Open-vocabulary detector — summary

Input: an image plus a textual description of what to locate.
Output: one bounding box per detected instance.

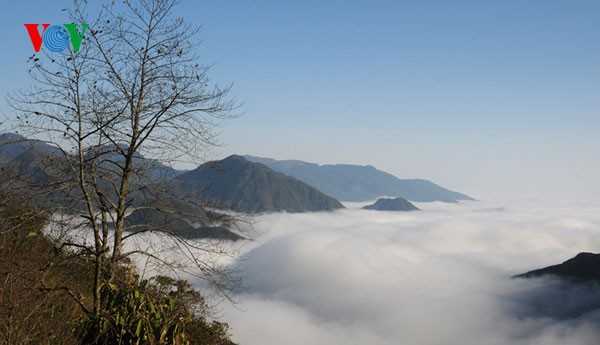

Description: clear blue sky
[1,0,599,199]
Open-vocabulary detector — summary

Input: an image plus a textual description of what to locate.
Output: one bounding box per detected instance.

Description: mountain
[0,133,61,162]
[0,133,234,240]
[0,134,182,185]
[515,252,600,282]
[244,155,474,202]
[172,155,344,213]
[362,197,419,211]
[125,208,243,241]
[82,143,184,182]
[0,135,177,212]
[2,134,345,221]
[0,133,63,192]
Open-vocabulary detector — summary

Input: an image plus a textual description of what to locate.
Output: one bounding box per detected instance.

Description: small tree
[8,0,240,327]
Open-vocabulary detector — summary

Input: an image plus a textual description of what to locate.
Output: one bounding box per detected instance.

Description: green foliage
[79,277,236,345]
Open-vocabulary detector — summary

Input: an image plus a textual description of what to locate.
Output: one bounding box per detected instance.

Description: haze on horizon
[1,0,599,200]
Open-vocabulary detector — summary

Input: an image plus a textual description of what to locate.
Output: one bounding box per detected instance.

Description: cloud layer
[220,199,600,345]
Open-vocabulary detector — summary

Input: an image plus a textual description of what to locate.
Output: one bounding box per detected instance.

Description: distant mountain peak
[225,154,246,160]
[363,197,419,211]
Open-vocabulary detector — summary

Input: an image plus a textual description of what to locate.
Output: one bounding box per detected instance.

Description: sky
[1,0,599,199]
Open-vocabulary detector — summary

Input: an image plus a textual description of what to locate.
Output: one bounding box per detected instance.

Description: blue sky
[1,0,599,199]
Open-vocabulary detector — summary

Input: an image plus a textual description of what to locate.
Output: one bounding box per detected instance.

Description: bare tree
[7,0,241,322]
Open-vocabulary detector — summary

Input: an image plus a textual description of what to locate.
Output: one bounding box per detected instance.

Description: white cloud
[219,199,600,345]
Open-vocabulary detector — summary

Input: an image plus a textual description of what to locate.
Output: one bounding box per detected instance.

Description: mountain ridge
[244,155,474,203]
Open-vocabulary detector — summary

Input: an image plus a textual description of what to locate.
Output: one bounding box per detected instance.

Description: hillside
[173,155,344,213]
[515,252,600,282]
[245,155,474,202]
[0,195,237,345]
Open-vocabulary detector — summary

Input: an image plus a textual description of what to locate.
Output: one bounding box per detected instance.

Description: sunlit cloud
[220,199,600,345]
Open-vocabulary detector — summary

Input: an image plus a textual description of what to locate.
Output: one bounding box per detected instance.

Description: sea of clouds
[213,198,600,345]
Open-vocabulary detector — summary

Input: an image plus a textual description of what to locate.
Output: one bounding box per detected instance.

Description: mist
[215,198,600,345]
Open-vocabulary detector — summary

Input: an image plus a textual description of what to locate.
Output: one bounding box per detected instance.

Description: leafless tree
[7,0,242,321]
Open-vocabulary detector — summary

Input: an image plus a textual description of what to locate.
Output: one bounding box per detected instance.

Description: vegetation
[0,194,83,344]
[2,0,241,343]
[0,195,236,344]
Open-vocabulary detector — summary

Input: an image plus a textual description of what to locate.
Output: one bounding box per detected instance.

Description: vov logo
[24,24,88,53]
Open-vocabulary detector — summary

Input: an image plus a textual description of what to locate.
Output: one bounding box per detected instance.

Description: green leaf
[160,326,169,341]
[149,300,156,314]
[102,319,110,333]
[135,319,143,337]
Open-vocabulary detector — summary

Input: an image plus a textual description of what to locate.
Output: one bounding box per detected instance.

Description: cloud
[218,199,600,345]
